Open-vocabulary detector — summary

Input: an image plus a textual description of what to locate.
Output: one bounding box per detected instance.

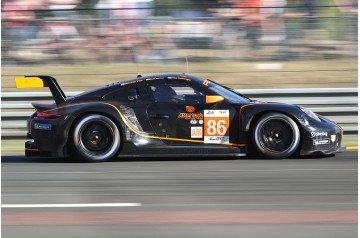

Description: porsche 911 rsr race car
[15,74,343,162]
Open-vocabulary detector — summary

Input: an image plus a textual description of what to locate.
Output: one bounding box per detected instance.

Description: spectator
[95,0,122,25]
[333,0,358,42]
[232,0,264,60]
[47,0,80,19]
[259,0,287,41]
[2,0,38,44]
[282,0,315,40]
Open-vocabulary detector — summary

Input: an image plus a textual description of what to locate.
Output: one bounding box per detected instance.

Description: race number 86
[205,118,229,136]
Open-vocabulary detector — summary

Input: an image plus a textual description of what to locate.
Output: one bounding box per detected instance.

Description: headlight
[300,107,321,122]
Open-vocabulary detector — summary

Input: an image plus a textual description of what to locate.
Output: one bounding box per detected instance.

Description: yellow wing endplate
[15,77,44,88]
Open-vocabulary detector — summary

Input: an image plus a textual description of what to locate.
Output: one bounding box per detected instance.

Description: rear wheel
[72,114,121,162]
[252,113,300,159]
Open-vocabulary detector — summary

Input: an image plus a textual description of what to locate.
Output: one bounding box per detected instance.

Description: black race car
[16,74,343,162]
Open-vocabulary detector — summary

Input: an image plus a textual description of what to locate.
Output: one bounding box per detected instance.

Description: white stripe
[1,203,141,208]
[255,63,283,70]
[2,168,356,174]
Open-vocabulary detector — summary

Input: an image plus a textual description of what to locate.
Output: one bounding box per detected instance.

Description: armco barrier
[1,88,357,138]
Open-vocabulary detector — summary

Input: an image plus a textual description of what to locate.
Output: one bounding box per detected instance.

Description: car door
[103,82,154,134]
[146,78,239,146]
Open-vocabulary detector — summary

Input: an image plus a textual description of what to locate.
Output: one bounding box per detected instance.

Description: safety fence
[1,88,357,139]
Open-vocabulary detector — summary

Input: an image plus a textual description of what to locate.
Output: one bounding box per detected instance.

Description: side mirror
[206,95,224,104]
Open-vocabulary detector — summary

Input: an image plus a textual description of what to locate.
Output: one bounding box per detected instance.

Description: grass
[2,59,357,92]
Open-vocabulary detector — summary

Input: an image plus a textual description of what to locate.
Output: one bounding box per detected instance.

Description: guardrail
[2,88,358,138]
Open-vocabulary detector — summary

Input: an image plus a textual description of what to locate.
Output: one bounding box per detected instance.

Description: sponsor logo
[178,113,203,120]
[203,79,210,86]
[198,120,204,125]
[204,110,230,117]
[34,123,52,130]
[303,119,310,126]
[204,136,229,144]
[311,132,328,137]
[191,127,203,138]
[190,120,197,125]
[331,134,336,142]
[206,110,215,115]
[313,139,330,145]
[186,106,195,113]
[217,110,228,115]
[121,80,143,86]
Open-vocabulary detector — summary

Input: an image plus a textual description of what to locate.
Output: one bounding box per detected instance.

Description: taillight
[34,112,62,120]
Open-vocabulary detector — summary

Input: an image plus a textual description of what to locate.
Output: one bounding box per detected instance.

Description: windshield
[206,80,250,104]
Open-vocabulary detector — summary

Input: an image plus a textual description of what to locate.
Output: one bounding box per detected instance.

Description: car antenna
[185,55,192,74]
[132,48,142,77]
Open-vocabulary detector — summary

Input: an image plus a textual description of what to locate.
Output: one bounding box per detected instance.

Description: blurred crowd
[1,0,358,64]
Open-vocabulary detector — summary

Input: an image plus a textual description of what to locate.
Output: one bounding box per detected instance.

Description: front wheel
[252,113,300,159]
[72,114,121,162]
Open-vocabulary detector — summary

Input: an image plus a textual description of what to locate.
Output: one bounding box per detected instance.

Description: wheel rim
[81,123,112,153]
[259,118,295,153]
[73,115,120,161]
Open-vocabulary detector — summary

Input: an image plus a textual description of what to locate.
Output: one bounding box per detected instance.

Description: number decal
[204,110,230,144]
[206,119,227,136]
[206,119,217,135]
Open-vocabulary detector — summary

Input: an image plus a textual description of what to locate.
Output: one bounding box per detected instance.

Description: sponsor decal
[311,131,328,137]
[204,110,229,144]
[146,77,164,81]
[34,123,52,130]
[178,77,191,81]
[121,80,143,86]
[313,139,330,145]
[206,110,215,115]
[204,136,229,144]
[178,113,203,120]
[191,127,203,138]
[303,119,310,126]
[198,119,204,125]
[186,106,195,113]
[331,134,336,142]
[203,79,210,86]
[190,120,197,125]
[204,110,229,117]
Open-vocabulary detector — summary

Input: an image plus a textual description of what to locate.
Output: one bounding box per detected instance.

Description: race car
[15,74,343,162]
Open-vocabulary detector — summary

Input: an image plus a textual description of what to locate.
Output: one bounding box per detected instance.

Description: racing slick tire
[72,114,121,162]
[252,113,300,159]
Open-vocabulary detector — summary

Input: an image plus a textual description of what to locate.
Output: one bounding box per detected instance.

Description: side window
[104,83,151,102]
[149,80,207,104]
[125,88,140,101]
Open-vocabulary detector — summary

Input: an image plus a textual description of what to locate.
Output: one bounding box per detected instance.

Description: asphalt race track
[2,151,357,238]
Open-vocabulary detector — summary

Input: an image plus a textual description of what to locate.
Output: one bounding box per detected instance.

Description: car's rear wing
[15,75,66,105]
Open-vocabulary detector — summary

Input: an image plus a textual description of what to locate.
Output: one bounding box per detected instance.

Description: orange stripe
[25,148,39,151]
[239,104,255,129]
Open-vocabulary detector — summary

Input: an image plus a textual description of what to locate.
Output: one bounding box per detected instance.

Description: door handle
[150,114,169,119]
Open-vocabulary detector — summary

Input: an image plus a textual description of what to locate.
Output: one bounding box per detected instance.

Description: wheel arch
[63,106,126,157]
[246,110,301,131]
[246,110,304,152]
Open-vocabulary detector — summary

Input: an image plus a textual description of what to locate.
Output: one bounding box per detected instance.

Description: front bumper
[300,117,343,155]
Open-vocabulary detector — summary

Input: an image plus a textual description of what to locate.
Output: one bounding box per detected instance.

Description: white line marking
[2,168,356,174]
[1,203,141,208]
[255,63,283,70]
